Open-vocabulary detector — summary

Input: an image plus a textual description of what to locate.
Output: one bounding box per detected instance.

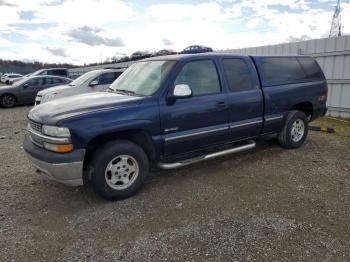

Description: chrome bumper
[25,152,84,186]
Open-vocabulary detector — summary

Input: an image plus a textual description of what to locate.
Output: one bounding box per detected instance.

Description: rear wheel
[1,94,16,108]
[90,140,149,200]
[278,110,308,149]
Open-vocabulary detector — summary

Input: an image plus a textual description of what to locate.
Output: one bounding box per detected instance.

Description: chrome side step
[158,140,256,170]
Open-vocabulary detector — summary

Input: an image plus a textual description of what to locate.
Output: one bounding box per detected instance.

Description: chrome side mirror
[173,84,192,99]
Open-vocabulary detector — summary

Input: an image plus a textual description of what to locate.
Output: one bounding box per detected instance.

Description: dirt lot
[0,106,350,261]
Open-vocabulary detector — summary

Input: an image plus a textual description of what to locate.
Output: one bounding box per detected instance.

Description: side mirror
[89,80,99,87]
[173,84,192,99]
[23,83,29,88]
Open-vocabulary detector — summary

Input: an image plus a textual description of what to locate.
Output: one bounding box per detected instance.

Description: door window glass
[174,60,221,96]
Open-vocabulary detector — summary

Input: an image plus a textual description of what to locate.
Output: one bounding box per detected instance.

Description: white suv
[35,69,124,105]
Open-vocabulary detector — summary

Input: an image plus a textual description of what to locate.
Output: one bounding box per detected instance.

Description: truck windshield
[109,61,175,96]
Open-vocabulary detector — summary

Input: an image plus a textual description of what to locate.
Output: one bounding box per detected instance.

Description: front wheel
[278,110,308,149]
[90,140,149,200]
[1,94,16,108]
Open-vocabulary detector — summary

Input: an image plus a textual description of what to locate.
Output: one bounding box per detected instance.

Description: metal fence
[218,35,350,118]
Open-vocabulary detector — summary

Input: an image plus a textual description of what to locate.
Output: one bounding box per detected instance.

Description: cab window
[222,59,254,92]
[174,60,221,96]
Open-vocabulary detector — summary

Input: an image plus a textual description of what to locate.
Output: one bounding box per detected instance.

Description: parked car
[2,73,23,85]
[0,75,71,108]
[24,54,327,200]
[8,73,31,85]
[0,73,8,83]
[180,45,213,54]
[152,49,177,57]
[35,69,125,105]
[130,51,152,61]
[11,68,69,84]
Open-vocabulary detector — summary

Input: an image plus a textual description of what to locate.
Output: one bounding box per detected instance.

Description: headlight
[41,93,55,103]
[42,125,71,137]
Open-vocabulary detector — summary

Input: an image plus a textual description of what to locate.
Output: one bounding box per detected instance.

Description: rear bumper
[23,133,85,186]
[312,104,328,120]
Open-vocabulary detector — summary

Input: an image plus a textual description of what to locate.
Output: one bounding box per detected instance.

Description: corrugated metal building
[218,36,350,118]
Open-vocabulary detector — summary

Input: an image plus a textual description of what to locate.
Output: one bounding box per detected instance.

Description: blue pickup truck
[24,54,328,200]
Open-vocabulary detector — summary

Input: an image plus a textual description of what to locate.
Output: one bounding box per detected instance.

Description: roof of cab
[142,52,249,61]
[142,53,314,62]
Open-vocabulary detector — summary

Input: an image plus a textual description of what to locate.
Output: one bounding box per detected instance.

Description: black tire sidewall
[284,111,308,148]
[1,95,16,108]
[91,140,149,200]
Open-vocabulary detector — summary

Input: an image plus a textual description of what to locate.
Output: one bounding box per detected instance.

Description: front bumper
[23,133,85,186]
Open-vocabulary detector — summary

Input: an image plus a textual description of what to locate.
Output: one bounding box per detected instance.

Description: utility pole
[329,0,341,38]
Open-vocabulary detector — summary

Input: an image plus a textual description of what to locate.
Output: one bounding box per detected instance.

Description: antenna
[329,0,341,38]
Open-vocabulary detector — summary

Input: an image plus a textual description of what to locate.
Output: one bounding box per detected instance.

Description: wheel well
[291,102,313,119]
[83,129,157,172]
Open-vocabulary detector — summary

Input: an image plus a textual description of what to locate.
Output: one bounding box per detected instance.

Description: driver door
[160,59,230,157]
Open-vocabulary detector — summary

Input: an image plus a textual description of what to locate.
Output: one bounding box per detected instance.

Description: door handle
[216,101,226,108]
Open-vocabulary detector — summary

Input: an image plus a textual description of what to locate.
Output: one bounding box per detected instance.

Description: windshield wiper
[115,89,140,96]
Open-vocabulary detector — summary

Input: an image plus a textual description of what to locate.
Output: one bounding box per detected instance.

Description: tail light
[318,82,328,102]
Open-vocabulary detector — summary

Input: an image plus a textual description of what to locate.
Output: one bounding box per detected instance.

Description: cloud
[66,26,124,47]
[162,38,174,46]
[0,0,350,65]
[44,47,68,57]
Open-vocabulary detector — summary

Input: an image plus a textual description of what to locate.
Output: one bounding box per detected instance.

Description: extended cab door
[220,57,264,140]
[160,59,230,157]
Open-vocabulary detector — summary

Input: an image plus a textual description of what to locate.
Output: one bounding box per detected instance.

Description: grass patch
[312,117,350,138]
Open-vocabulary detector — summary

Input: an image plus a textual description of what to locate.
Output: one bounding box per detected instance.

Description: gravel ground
[0,106,350,261]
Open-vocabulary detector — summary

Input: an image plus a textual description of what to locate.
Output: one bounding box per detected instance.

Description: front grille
[29,120,42,133]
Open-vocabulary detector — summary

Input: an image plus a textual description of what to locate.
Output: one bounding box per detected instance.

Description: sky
[0,0,349,65]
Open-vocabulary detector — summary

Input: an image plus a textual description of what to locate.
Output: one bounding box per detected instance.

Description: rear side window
[47,78,63,85]
[99,72,119,85]
[27,78,46,87]
[262,57,307,86]
[222,59,254,92]
[297,57,323,80]
[174,60,221,96]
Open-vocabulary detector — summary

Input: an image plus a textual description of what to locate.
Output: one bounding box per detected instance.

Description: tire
[90,140,149,200]
[5,80,10,85]
[0,94,16,108]
[278,110,308,149]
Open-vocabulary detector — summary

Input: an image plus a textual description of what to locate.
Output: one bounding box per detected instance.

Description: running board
[158,140,256,170]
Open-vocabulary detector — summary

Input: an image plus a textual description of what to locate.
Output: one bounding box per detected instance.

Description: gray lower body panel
[25,152,84,186]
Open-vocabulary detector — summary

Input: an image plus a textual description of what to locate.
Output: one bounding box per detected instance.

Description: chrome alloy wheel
[291,118,305,142]
[105,155,139,190]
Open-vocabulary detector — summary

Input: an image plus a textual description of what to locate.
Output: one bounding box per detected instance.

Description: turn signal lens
[43,142,74,153]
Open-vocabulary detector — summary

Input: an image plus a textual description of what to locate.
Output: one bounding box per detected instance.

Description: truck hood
[28,92,144,124]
